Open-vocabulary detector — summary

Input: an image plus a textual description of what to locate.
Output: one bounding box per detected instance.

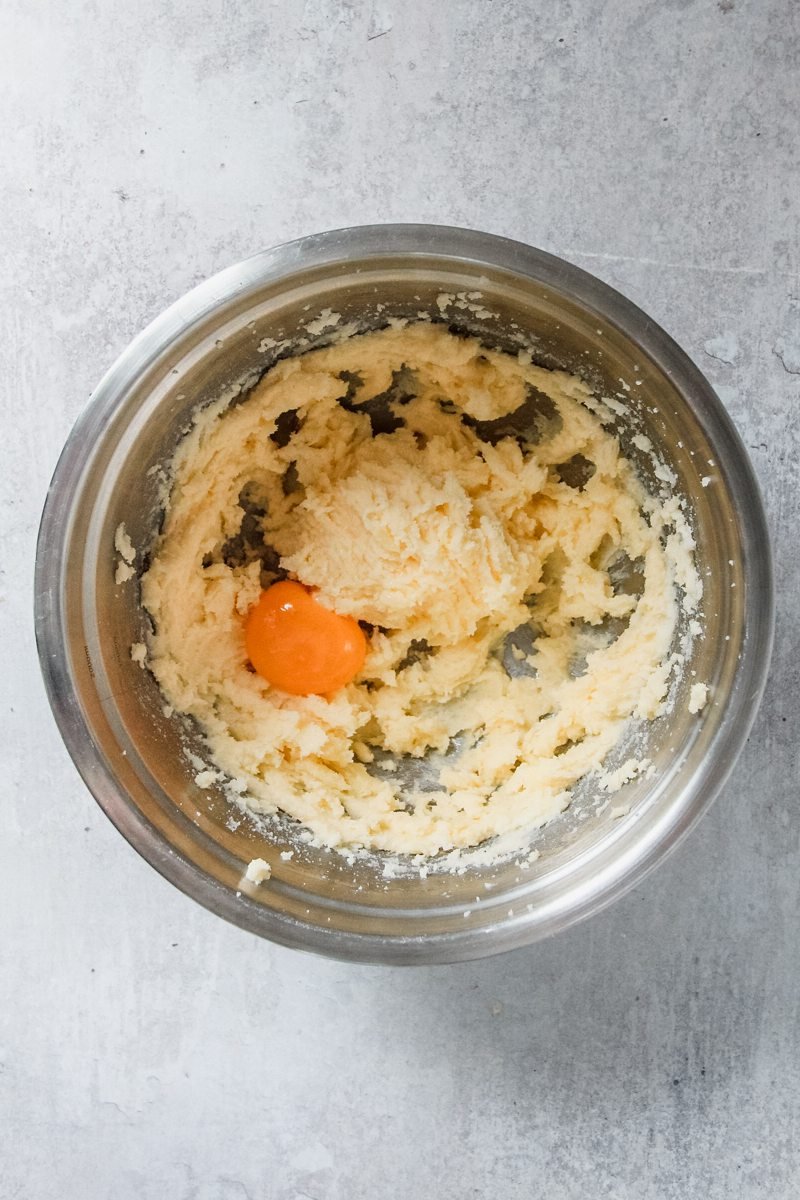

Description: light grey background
[2,1,798,1196]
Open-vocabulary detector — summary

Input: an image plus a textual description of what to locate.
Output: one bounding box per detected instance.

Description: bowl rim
[34,223,775,964]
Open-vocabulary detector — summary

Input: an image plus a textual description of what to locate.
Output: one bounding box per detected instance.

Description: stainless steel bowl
[35,225,773,964]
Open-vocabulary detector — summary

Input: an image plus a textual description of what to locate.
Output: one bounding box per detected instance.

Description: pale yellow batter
[141,323,685,857]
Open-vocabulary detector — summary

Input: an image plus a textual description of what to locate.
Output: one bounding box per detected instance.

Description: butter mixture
[141,323,691,857]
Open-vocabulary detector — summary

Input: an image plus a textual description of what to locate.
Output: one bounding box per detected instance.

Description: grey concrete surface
[2,1,798,1196]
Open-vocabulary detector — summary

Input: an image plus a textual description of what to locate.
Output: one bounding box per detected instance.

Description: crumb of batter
[244,857,272,884]
[141,323,699,858]
[115,522,135,564]
[130,641,147,668]
[194,769,221,788]
[597,757,653,793]
[115,521,136,584]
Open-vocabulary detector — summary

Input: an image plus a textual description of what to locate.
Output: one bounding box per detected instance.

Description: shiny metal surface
[34,225,774,964]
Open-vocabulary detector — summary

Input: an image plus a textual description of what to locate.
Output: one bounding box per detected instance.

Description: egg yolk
[245,580,367,696]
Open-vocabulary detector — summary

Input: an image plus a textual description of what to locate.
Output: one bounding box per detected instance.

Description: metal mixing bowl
[35,225,773,964]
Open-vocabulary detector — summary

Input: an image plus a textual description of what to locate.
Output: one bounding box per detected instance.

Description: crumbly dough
[142,323,686,857]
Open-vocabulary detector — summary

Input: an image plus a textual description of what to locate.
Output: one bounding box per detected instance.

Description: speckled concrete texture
[2,1,799,1196]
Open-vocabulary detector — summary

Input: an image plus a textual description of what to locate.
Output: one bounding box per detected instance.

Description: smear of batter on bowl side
[139,322,700,858]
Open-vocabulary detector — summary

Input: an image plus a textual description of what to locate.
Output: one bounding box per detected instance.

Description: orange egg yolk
[245,580,367,696]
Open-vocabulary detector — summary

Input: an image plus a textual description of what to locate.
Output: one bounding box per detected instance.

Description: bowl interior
[43,234,765,961]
